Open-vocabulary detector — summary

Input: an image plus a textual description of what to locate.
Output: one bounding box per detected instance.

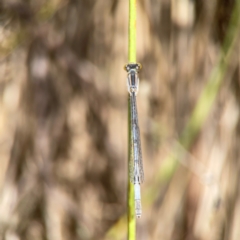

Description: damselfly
[124,63,144,218]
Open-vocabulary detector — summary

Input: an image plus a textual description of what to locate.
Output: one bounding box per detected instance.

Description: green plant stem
[128,101,135,240]
[128,0,137,239]
[128,0,137,63]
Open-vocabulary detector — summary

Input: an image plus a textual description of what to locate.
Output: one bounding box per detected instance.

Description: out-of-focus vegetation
[0,0,240,240]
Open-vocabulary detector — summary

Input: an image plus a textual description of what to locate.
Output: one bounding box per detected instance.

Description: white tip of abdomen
[134,184,142,218]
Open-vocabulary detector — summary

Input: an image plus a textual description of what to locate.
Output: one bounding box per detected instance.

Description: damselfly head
[124,63,142,72]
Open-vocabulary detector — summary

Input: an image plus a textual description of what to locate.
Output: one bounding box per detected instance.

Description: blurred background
[0,0,240,239]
